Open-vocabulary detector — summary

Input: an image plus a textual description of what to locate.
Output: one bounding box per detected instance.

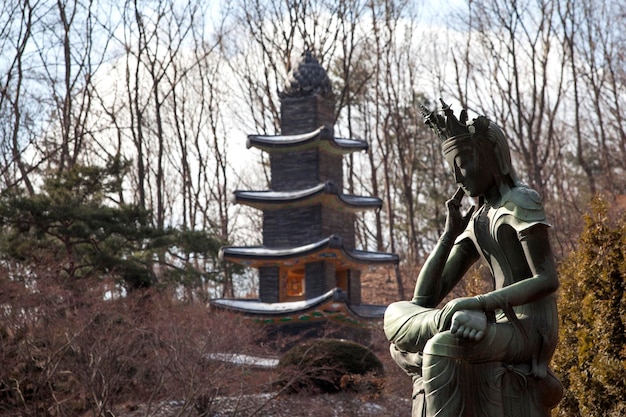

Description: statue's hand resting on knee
[450,310,487,341]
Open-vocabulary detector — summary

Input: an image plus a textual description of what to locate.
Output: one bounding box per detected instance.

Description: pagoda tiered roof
[220,235,399,269]
[247,126,367,155]
[233,181,381,212]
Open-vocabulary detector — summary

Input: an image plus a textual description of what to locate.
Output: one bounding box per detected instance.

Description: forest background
[0,0,624,416]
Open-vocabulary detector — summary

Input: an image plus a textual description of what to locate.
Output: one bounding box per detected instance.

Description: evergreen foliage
[554,197,626,417]
[0,161,231,293]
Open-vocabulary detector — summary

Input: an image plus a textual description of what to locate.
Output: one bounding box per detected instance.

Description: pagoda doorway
[335,269,349,293]
[280,267,306,302]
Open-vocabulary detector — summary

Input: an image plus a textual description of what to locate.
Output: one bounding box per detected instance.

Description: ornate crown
[421,99,490,143]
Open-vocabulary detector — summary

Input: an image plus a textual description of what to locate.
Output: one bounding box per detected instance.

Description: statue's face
[444,143,497,198]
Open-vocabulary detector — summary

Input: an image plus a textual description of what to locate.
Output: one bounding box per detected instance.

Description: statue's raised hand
[444,187,475,238]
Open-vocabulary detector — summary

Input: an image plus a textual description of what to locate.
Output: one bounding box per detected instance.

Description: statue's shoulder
[493,186,549,232]
[502,185,544,213]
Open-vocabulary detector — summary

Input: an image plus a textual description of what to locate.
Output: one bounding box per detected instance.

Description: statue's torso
[460,186,558,320]
[474,204,533,290]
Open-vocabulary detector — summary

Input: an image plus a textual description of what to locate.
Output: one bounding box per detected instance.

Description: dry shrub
[339,373,386,397]
[1,261,416,417]
[0,271,271,417]
[276,338,384,394]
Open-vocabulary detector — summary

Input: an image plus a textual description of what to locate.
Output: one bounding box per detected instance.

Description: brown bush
[276,338,384,394]
[0,272,272,417]
[0,264,416,416]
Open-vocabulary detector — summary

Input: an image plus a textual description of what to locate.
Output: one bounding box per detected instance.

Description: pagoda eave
[220,236,399,270]
[246,126,367,155]
[211,288,337,315]
[210,288,388,324]
[233,182,382,212]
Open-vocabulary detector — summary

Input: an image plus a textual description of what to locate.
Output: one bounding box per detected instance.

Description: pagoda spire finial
[280,50,333,99]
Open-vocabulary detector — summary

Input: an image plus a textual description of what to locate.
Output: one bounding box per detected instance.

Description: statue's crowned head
[422,99,520,197]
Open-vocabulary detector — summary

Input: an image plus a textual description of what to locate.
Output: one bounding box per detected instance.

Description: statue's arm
[413,188,479,307]
[478,224,559,311]
[412,238,479,307]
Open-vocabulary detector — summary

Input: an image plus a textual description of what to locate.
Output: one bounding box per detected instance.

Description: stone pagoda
[213,51,398,333]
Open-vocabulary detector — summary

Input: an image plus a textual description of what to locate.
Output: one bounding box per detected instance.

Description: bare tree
[7,0,626,299]
[344,0,459,299]
[0,1,36,194]
[451,0,566,199]
[110,0,241,296]
[564,0,626,195]
[6,0,241,297]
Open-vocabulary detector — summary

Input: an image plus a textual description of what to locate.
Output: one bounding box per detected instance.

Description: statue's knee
[383,301,420,341]
[384,301,416,321]
[423,330,462,358]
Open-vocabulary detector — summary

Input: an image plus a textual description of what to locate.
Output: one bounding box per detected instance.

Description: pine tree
[0,161,231,293]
